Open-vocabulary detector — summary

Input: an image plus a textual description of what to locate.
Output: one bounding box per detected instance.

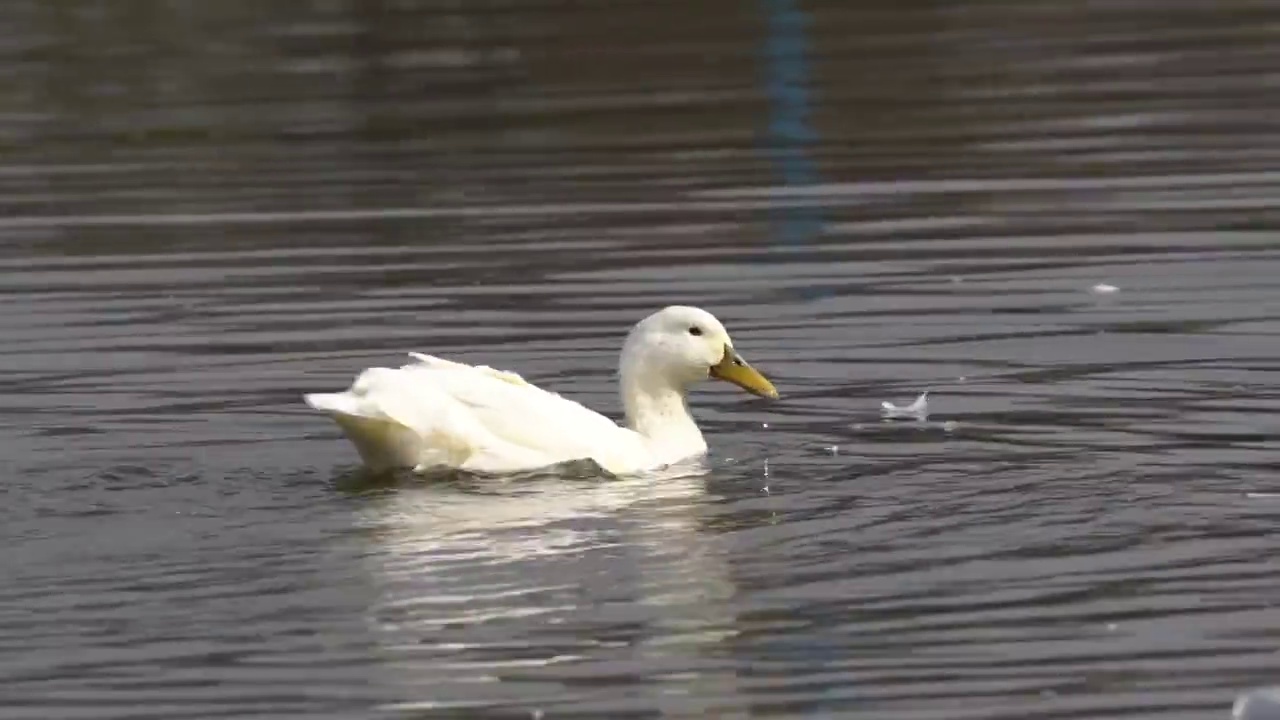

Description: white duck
[304,305,778,476]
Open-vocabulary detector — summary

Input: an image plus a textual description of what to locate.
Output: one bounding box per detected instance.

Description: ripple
[3,0,1280,718]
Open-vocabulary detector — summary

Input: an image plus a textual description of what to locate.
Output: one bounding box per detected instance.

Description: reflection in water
[760,0,823,253]
[357,468,749,716]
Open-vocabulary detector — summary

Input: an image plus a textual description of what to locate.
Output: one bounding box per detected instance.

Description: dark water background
[3,1,1280,718]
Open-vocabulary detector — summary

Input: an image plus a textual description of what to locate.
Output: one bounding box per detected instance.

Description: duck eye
[688,326,703,336]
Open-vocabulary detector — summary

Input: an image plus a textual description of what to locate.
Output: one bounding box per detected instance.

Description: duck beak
[709,344,779,399]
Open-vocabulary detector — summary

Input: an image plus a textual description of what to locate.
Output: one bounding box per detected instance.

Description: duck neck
[620,371,705,453]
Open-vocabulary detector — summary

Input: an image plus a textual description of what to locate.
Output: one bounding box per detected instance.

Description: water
[3,1,1280,718]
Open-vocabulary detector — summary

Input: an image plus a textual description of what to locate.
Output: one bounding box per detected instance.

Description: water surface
[3,1,1280,718]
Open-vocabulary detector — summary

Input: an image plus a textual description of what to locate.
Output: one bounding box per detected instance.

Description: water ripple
[3,0,1280,718]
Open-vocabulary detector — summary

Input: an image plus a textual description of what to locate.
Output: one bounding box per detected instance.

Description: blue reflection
[760,0,822,251]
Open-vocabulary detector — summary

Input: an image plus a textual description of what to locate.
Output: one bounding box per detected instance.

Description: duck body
[304,306,777,476]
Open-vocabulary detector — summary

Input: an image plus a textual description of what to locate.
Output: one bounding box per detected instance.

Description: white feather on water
[881,391,929,420]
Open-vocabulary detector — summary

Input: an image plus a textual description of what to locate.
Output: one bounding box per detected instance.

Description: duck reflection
[346,462,751,717]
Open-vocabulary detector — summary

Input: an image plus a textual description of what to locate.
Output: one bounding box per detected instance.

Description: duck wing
[305,353,643,474]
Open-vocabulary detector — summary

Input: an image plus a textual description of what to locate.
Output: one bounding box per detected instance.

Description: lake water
[3,1,1280,718]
